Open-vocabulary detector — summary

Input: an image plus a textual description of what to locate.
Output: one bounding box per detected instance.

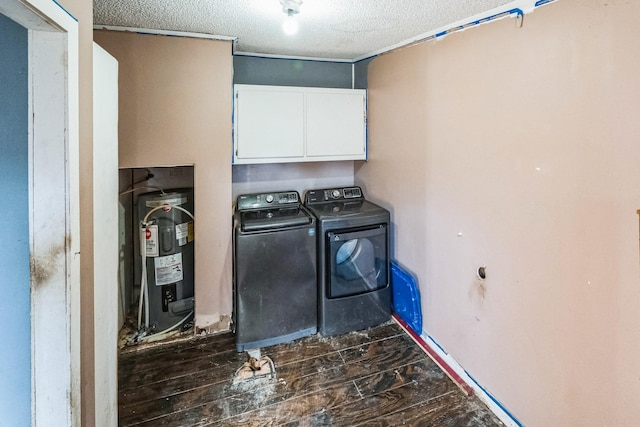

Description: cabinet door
[305,91,366,159]
[235,88,304,161]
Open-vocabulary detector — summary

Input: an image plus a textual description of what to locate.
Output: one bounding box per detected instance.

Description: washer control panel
[305,186,364,204]
[236,191,299,211]
[343,187,362,199]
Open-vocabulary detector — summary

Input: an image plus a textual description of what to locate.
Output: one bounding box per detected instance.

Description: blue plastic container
[391,261,422,335]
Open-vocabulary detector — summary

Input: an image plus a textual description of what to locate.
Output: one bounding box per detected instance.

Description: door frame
[0,0,80,425]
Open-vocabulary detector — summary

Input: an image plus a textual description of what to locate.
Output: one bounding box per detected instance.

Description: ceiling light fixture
[280,0,302,35]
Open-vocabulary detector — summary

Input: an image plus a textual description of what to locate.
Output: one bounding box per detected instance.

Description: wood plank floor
[118,322,505,426]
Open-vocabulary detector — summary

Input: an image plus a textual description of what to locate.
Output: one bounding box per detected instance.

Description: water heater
[137,189,195,332]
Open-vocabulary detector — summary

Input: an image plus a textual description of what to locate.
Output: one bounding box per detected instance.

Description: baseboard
[392,314,522,427]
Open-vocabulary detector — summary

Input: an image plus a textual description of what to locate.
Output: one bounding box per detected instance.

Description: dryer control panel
[305,187,363,204]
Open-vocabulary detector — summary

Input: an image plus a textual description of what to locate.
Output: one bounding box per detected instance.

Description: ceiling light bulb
[282,13,298,35]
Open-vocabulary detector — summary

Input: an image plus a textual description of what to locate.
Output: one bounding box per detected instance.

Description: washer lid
[240,207,312,231]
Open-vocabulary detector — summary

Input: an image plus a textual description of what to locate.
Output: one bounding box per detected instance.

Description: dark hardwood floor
[118,322,504,426]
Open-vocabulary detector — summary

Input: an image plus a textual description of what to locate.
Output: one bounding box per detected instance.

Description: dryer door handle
[327,224,386,242]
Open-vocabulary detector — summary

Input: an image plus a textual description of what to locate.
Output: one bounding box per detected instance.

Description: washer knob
[265,194,274,203]
[331,189,341,199]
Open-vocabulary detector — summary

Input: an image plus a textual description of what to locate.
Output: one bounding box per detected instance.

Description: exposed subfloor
[118,321,505,426]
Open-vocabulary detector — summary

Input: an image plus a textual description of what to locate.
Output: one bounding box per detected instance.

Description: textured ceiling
[94,0,534,61]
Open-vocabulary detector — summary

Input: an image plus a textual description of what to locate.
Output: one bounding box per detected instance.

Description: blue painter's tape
[231,87,236,164]
[428,331,523,426]
[465,370,524,427]
[51,0,78,22]
[426,334,449,356]
[359,5,534,63]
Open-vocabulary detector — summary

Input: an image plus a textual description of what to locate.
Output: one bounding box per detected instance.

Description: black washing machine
[304,186,391,336]
[233,190,317,352]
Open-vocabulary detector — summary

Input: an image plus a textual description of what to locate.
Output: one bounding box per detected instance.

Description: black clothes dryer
[304,186,391,336]
[233,190,317,352]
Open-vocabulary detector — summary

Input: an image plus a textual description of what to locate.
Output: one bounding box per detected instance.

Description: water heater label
[154,253,184,286]
[187,221,194,243]
[175,221,194,247]
[145,225,159,257]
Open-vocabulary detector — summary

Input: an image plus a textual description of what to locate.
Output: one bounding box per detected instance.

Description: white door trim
[92,42,119,426]
[0,0,80,425]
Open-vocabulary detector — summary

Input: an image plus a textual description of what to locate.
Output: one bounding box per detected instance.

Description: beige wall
[357,0,640,425]
[232,162,355,200]
[93,31,233,332]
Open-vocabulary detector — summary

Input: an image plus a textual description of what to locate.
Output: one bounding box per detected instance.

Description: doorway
[0,13,30,426]
[0,0,81,424]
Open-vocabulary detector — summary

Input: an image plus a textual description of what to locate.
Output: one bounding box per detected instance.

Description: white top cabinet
[233,85,366,164]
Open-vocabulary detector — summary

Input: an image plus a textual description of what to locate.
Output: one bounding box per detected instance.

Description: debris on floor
[234,350,276,381]
[118,310,194,352]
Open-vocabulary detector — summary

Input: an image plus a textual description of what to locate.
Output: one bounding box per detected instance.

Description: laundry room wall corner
[358,1,640,425]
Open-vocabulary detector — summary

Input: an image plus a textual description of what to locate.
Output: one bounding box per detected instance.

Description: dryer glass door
[326,225,388,298]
